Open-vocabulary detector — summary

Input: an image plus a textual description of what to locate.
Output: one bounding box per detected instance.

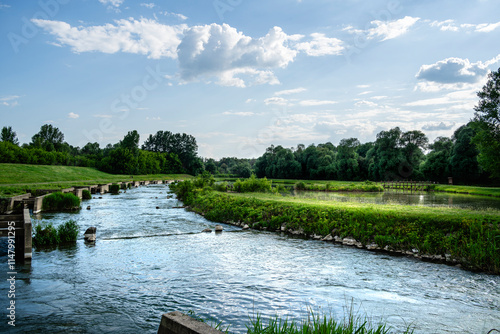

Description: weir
[0,208,32,262]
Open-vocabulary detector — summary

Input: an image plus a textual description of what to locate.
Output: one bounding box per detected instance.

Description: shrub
[33,220,80,248]
[57,220,79,244]
[295,181,306,190]
[109,184,120,194]
[43,192,81,211]
[82,189,92,200]
[33,223,59,248]
[233,175,272,193]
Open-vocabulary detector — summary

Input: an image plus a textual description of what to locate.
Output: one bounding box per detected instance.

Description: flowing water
[1,185,499,333]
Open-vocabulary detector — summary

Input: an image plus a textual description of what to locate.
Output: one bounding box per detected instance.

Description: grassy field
[0,163,191,197]
[434,184,500,197]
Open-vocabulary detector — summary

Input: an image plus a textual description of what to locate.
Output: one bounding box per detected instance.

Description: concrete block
[158,312,223,334]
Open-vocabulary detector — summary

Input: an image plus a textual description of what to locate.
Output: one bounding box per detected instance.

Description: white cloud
[299,99,337,106]
[422,122,456,131]
[32,18,186,59]
[0,3,10,9]
[430,19,500,33]
[264,97,289,106]
[140,3,155,9]
[345,16,420,41]
[0,95,20,107]
[160,11,188,20]
[294,33,344,56]
[222,111,258,116]
[177,24,298,86]
[416,57,488,84]
[99,0,123,7]
[274,87,307,96]
[68,112,79,119]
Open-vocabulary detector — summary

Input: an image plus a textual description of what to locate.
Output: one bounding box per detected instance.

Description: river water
[1,185,499,333]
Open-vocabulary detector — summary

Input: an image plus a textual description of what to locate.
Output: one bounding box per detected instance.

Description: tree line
[0,125,203,175]
[2,68,499,184]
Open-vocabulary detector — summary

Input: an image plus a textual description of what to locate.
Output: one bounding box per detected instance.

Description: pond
[1,185,499,333]
[287,190,500,210]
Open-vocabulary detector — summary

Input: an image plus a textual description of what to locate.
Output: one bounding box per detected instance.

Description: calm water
[1,185,499,333]
[288,190,500,210]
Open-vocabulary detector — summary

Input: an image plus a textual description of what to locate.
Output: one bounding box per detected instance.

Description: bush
[233,174,272,193]
[57,220,79,244]
[109,184,120,194]
[82,189,92,200]
[33,223,59,248]
[43,192,81,211]
[295,181,306,190]
[33,220,80,248]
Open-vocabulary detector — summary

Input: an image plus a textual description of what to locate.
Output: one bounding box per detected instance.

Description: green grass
[0,163,192,197]
[435,184,500,197]
[172,181,500,274]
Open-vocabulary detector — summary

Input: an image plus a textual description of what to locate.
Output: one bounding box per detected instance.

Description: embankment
[178,190,500,274]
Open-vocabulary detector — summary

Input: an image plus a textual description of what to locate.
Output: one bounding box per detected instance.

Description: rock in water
[242,224,250,230]
[84,227,96,243]
[202,228,212,233]
[215,225,223,232]
[86,206,91,210]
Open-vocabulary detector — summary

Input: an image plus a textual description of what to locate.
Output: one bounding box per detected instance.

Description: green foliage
[233,174,272,193]
[33,220,79,248]
[449,124,482,183]
[57,220,79,244]
[295,181,306,190]
[172,186,500,274]
[472,67,500,179]
[109,184,120,194]
[42,192,81,211]
[1,126,19,145]
[82,189,92,200]
[247,309,414,334]
[33,223,59,248]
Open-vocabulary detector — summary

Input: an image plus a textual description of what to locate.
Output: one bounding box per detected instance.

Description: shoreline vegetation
[171,175,500,275]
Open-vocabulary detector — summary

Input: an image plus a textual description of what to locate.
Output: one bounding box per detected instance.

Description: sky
[1,0,500,159]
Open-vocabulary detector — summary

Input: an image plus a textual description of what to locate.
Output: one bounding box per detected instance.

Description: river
[1,185,499,333]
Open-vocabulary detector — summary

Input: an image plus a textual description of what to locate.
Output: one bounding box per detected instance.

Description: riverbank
[172,184,500,274]
[0,163,192,196]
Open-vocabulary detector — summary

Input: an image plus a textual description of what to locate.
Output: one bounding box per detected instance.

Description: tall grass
[247,311,414,334]
[33,220,80,248]
[42,192,81,211]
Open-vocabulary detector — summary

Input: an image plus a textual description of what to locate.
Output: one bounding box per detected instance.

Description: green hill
[0,163,191,196]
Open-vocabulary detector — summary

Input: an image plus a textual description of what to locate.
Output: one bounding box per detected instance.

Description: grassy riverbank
[172,180,500,274]
[0,163,191,196]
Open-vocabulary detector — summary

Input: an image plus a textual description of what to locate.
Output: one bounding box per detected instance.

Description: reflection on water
[287,190,500,210]
[0,185,499,334]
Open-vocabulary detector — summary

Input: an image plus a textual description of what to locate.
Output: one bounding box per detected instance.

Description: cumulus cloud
[32,18,186,59]
[68,112,79,119]
[140,3,155,9]
[177,24,298,86]
[32,18,346,87]
[345,16,419,41]
[416,57,488,84]
[294,33,344,56]
[422,122,456,131]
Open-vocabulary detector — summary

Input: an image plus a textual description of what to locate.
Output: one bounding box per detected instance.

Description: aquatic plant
[82,189,92,200]
[33,219,80,248]
[42,192,81,211]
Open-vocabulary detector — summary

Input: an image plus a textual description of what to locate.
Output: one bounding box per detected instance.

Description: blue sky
[1,0,499,159]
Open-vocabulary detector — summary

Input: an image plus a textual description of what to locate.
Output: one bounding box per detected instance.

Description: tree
[449,124,481,183]
[1,126,19,145]
[472,67,500,179]
[336,138,360,180]
[120,130,140,154]
[31,124,65,151]
[421,137,452,182]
